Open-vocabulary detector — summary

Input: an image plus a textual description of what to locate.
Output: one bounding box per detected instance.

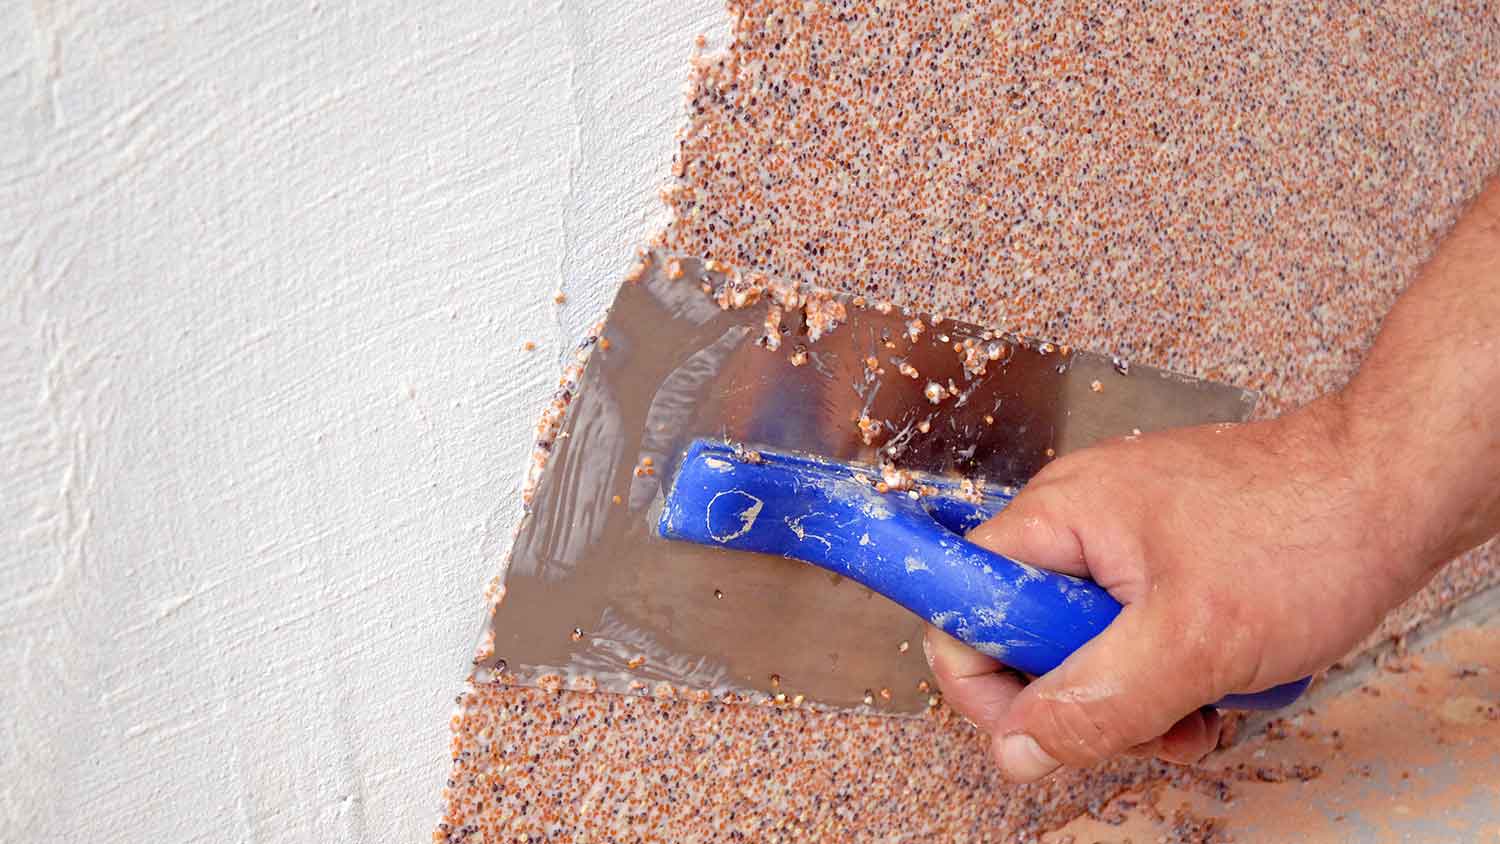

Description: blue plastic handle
[658,440,1309,710]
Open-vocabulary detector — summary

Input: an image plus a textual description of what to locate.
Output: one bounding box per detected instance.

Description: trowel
[478,255,1308,714]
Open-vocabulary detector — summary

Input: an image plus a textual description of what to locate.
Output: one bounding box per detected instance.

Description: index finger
[924,625,1026,732]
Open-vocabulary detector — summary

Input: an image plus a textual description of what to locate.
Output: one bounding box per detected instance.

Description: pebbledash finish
[437,1,1500,841]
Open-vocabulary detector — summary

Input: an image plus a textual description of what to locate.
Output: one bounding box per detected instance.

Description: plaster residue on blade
[472,254,1253,716]
[474,254,976,715]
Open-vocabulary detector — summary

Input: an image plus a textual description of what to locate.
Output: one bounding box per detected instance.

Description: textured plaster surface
[440,1,1499,841]
[1052,599,1500,843]
[0,1,724,840]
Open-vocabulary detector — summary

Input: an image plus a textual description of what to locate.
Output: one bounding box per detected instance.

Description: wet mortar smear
[440,1,1500,841]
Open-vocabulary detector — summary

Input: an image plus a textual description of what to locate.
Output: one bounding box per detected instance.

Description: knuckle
[1028,453,1080,485]
[1032,696,1127,766]
[1012,486,1075,532]
[973,488,1067,545]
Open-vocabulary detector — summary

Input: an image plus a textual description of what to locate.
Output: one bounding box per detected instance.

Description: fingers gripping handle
[658,440,1309,711]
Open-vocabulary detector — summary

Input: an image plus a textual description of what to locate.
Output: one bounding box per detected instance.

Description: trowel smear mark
[531,392,625,579]
[636,325,753,508]
[560,606,737,693]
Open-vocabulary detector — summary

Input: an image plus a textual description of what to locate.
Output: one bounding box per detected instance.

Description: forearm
[1329,173,1500,575]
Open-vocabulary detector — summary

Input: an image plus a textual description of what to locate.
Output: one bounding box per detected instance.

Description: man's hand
[927,401,1416,780]
[928,173,1500,782]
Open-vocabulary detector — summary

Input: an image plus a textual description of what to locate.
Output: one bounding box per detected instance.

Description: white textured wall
[0,1,723,840]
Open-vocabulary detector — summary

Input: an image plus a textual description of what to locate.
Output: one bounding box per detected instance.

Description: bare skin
[927,173,1500,782]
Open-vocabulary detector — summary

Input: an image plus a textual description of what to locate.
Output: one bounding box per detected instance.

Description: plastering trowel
[478,255,1308,714]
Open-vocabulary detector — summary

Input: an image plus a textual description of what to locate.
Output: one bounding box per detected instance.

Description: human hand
[924,399,1435,782]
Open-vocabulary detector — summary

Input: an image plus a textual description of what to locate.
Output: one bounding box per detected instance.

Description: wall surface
[438,0,1499,840]
[0,1,723,840]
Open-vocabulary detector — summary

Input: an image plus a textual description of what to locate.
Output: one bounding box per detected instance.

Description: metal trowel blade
[476,255,1256,715]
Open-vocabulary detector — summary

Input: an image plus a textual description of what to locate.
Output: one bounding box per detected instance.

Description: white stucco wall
[1,1,723,839]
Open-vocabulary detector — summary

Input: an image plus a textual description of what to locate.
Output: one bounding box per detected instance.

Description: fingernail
[997,733,1059,783]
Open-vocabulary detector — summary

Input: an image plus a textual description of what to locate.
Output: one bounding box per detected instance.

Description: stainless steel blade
[477,255,1256,715]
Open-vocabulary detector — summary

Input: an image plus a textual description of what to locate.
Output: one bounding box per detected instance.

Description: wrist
[1282,394,1439,588]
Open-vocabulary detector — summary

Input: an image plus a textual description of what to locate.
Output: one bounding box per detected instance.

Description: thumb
[990,602,1215,781]
[966,486,1089,577]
